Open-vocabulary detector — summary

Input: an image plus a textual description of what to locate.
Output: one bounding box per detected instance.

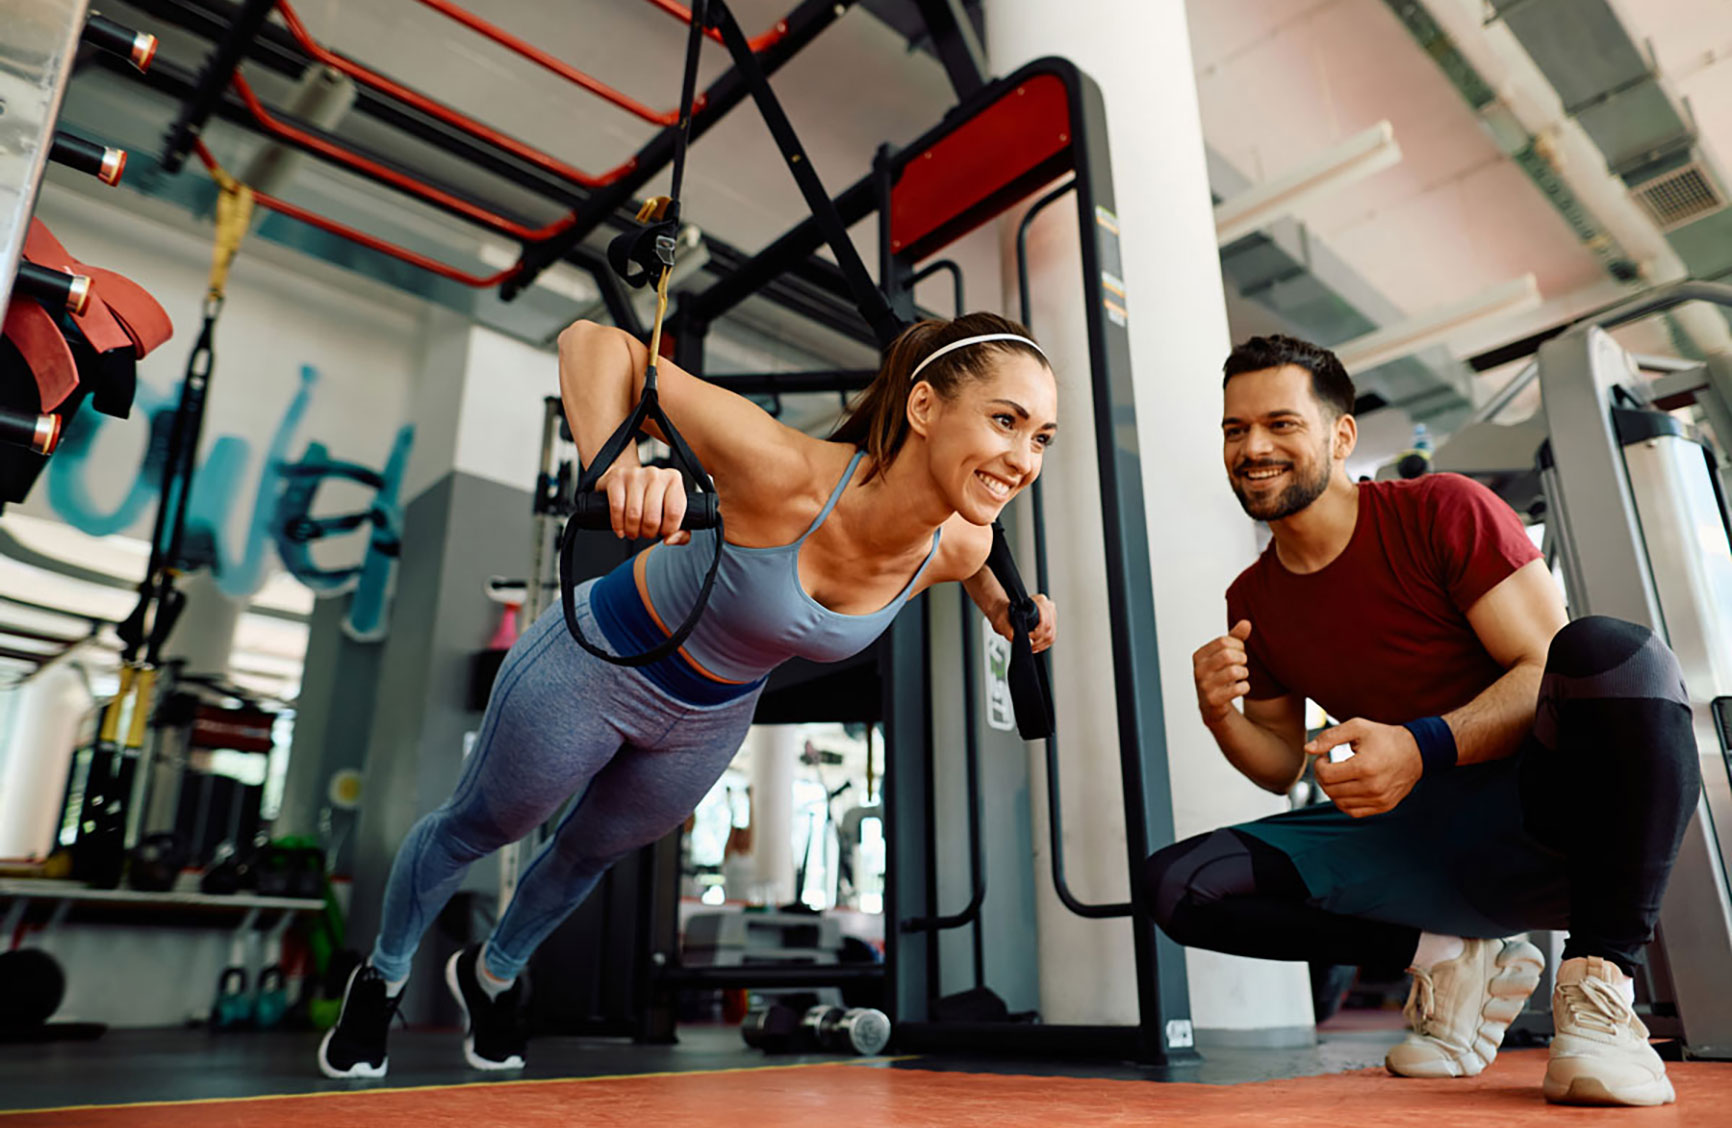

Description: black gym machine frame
[616,46,1196,1062]
[121,0,1196,1066]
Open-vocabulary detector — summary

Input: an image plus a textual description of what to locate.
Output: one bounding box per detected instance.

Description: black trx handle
[986,520,1055,740]
[558,326,725,667]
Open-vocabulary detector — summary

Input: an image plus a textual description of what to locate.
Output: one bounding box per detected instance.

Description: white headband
[909,333,1045,381]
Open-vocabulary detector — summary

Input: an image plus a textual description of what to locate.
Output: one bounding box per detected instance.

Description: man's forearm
[1208,710,1305,794]
[1442,659,1544,765]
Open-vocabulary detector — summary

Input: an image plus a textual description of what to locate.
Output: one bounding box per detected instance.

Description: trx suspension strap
[558,0,721,667]
[986,521,1055,740]
[77,169,252,884]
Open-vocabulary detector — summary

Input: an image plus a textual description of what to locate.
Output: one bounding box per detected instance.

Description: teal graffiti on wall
[43,364,412,640]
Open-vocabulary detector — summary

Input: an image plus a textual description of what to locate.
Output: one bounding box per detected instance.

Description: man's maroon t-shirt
[1225,474,1540,725]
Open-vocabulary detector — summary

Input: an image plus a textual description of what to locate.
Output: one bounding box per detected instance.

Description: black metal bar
[711,0,902,346]
[671,301,708,376]
[590,262,646,339]
[667,0,709,209]
[50,131,126,185]
[899,590,988,965]
[910,0,988,100]
[686,177,879,326]
[883,602,933,1023]
[0,407,58,454]
[656,964,885,990]
[15,263,89,314]
[159,0,278,173]
[893,1021,1146,1060]
[1015,177,1132,920]
[1065,65,1195,1060]
[637,830,686,1043]
[1016,178,1077,332]
[910,258,965,318]
[965,590,985,989]
[83,13,159,71]
[505,0,858,299]
[876,143,916,325]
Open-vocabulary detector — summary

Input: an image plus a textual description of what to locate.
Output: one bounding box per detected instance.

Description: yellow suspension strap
[77,169,254,885]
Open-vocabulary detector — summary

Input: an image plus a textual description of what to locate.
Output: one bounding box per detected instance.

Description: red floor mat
[4,1049,1729,1127]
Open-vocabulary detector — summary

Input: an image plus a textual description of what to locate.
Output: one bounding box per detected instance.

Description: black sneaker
[317,965,400,1079]
[446,944,527,1071]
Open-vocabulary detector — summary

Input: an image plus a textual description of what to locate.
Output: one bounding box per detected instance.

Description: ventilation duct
[1487,0,1732,282]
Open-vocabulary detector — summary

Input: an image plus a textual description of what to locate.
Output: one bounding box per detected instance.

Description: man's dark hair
[1222,334,1356,419]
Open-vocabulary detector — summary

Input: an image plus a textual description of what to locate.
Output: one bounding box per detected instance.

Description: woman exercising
[319,311,1059,1078]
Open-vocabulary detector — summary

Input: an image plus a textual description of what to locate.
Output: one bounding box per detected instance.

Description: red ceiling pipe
[230,72,578,243]
[193,140,522,288]
[276,1,635,190]
[410,0,692,125]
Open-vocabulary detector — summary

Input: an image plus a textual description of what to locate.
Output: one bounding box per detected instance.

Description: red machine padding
[21,218,171,356]
[2,301,79,411]
[889,73,1072,260]
[77,265,173,357]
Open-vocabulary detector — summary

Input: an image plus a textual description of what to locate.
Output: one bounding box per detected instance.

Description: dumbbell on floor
[741,1002,891,1056]
[740,1002,801,1052]
[802,1005,891,1056]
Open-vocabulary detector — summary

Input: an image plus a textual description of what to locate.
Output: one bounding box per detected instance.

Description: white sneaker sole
[1544,1071,1676,1107]
[316,966,389,1079]
[445,950,526,1072]
[1386,938,1545,1079]
[318,1027,388,1079]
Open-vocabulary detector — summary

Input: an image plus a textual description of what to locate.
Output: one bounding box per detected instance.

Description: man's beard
[1230,448,1332,522]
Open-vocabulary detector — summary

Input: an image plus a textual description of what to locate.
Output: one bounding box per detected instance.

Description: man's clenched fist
[1193,619,1253,727]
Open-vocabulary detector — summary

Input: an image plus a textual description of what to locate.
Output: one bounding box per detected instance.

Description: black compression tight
[1144,617,1700,977]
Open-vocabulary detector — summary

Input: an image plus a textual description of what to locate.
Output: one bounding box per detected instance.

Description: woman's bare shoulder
[720,435,854,542]
[931,513,994,583]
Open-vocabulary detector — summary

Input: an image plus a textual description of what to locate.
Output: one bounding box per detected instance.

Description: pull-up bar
[228,71,578,243]
[408,0,686,127]
[170,0,818,294]
[275,2,633,189]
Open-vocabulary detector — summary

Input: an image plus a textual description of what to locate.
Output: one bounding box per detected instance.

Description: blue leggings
[369,580,761,984]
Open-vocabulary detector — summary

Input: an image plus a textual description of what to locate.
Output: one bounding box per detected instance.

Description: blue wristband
[1401,716,1458,776]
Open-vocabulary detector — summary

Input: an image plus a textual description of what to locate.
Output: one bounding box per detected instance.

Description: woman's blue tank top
[587,448,941,704]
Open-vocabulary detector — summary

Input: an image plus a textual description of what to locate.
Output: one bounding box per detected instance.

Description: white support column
[750,725,799,906]
[986,0,1315,1041]
[159,571,242,678]
[0,661,91,858]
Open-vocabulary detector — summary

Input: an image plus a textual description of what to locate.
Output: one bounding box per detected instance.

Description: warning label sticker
[1096,206,1127,327]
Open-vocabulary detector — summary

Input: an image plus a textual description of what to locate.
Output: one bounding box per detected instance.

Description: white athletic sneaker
[1384,936,1544,1078]
[1543,956,1675,1107]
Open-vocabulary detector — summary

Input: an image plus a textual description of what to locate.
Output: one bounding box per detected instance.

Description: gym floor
[3,1024,1729,1126]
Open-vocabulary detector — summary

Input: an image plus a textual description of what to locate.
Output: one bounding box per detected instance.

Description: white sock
[1411,932,1465,970]
[476,942,515,1000]
[383,975,407,998]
